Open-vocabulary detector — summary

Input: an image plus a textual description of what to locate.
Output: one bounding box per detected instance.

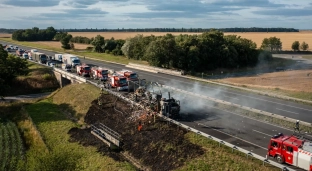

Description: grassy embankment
[21,84,279,171]
[1,84,136,171]
[6,62,59,96]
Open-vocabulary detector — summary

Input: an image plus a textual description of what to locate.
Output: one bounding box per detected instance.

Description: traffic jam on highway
[3,42,312,170]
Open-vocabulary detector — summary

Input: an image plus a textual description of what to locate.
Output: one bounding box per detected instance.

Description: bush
[42,74,54,81]
[105,50,110,54]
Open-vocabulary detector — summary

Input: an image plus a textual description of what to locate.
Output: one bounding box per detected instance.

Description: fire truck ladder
[91,123,121,147]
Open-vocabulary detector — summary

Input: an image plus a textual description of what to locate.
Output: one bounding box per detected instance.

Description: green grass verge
[177,132,280,171]
[6,61,59,96]
[0,37,147,65]
[20,97,135,171]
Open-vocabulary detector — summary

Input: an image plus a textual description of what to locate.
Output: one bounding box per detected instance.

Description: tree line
[120,30,272,72]
[11,27,57,41]
[260,37,310,52]
[54,32,125,55]
[0,44,28,96]
[58,27,299,33]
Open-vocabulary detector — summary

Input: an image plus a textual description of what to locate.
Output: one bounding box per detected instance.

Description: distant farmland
[1,31,312,50]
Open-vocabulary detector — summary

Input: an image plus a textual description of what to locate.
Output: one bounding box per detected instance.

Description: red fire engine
[116,70,138,82]
[90,66,110,81]
[108,73,128,91]
[76,64,91,76]
[267,133,312,170]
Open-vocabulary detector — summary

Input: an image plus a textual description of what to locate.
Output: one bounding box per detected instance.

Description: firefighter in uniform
[138,121,142,131]
[294,120,300,133]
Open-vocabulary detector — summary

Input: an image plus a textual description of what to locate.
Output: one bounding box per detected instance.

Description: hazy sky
[0,0,311,29]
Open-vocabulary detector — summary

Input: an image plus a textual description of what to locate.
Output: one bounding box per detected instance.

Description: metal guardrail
[53,67,87,83]
[15,53,295,170]
[87,80,295,171]
[160,84,312,128]
[128,63,182,76]
[91,124,121,147]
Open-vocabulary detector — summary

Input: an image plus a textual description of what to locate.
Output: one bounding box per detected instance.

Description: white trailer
[62,54,81,68]
[54,54,63,62]
[32,52,47,64]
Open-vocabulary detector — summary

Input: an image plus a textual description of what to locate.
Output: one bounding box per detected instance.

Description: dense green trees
[12,27,57,41]
[0,45,28,96]
[121,30,271,72]
[70,36,93,44]
[301,42,309,51]
[292,41,300,51]
[260,37,282,52]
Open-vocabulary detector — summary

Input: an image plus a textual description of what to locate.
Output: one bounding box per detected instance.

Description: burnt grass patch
[68,93,204,171]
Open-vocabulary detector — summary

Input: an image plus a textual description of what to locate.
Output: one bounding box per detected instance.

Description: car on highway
[5,47,12,52]
[22,53,29,59]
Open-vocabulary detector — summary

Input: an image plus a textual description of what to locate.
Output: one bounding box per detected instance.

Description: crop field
[217,69,312,93]
[67,31,312,50]
[2,31,312,50]
[0,33,11,38]
[0,120,24,171]
[32,41,91,50]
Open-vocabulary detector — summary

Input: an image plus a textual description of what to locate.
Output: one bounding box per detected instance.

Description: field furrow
[0,121,25,171]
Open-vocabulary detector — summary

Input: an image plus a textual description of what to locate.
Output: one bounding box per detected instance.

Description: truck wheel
[276,155,284,164]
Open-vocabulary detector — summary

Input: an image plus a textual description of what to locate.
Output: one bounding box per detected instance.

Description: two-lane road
[2,41,312,123]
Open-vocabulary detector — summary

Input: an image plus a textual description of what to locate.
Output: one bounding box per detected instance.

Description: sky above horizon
[0,0,312,29]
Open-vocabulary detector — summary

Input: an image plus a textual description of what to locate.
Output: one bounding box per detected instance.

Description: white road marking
[276,108,299,115]
[195,121,267,150]
[206,104,312,138]
[252,129,272,137]
[141,71,312,113]
[223,95,239,100]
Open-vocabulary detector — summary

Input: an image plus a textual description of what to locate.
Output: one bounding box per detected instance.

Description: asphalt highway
[2,41,308,170]
[2,41,311,123]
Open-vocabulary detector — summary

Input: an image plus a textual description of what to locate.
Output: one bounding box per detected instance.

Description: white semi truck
[32,52,48,64]
[54,54,63,62]
[62,54,81,68]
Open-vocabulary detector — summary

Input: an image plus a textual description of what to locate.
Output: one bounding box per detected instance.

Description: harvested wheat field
[217,69,312,92]
[0,33,11,38]
[68,31,312,50]
[223,32,312,50]
[34,41,91,50]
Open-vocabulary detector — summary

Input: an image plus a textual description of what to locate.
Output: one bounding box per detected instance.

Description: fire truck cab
[116,70,138,82]
[76,64,91,77]
[267,133,312,171]
[108,74,128,91]
[91,67,110,81]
